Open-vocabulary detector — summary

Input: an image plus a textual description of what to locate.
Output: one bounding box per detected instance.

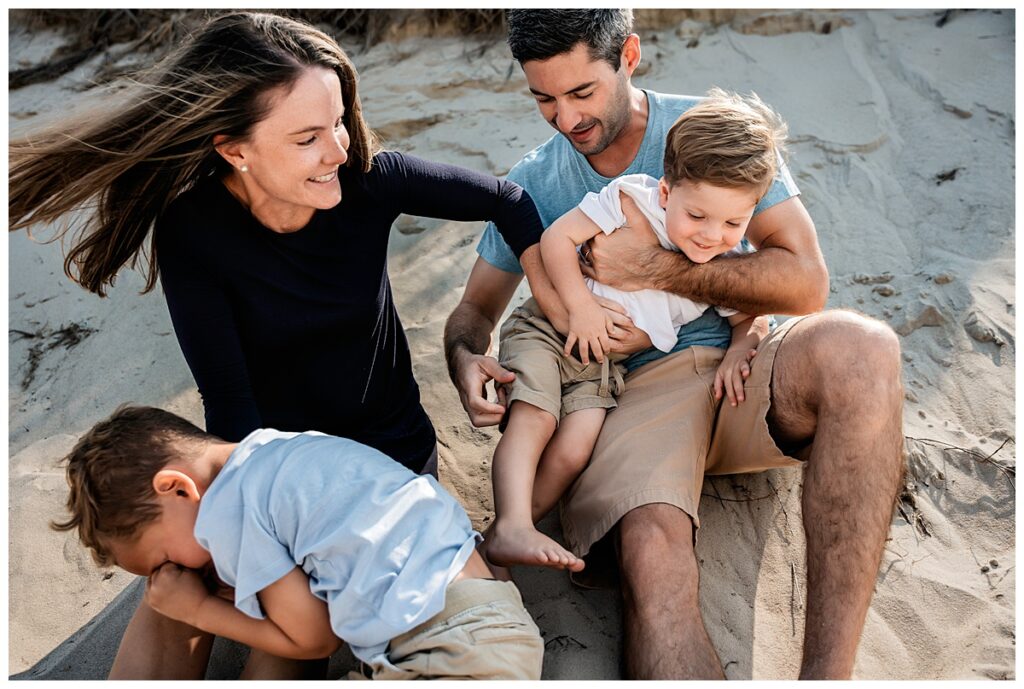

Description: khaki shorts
[359,578,543,680]
[560,316,809,560]
[498,298,626,422]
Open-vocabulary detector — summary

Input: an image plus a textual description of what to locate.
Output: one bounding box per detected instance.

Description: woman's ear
[153,469,201,502]
[213,134,245,171]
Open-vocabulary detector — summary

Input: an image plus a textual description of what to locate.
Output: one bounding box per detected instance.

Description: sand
[8,9,1015,680]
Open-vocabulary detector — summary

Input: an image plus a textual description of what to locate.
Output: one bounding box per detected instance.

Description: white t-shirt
[194,429,478,664]
[577,174,739,352]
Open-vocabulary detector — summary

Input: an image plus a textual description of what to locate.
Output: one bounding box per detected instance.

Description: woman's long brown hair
[9,12,378,296]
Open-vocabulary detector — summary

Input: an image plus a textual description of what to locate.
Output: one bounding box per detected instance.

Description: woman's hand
[714,347,758,407]
[564,297,613,365]
[146,563,212,628]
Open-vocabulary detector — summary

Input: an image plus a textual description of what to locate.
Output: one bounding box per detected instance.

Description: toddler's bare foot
[483,522,584,572]
[478,522,512,581]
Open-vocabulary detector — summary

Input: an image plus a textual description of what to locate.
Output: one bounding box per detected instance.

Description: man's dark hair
[505,10,634,70]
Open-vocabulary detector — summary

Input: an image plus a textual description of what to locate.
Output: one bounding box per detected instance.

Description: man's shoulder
[505,133,573,187]
[646,89,704,124]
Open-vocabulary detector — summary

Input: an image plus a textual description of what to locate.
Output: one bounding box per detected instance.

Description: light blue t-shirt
[194,429,478,664]
[477,90,800,370]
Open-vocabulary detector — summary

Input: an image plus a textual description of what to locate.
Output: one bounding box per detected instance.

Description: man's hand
[581,193,668,291]
[451,347,515,427]
[591,295,653,355]
[607,319,653,355]
[146,563,211,627]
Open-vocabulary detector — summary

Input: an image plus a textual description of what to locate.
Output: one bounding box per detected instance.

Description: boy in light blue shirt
[52,406,542,680]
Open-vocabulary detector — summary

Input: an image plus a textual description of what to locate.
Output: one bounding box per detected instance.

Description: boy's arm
[540,208,614,363]
[713,314,770,407]
[147,564,341,660]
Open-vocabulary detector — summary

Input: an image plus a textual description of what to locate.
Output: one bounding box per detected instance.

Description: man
[443,9,904,680]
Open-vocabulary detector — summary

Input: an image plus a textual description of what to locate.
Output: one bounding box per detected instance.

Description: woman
[10,11,544,678]
[10,12,542,476]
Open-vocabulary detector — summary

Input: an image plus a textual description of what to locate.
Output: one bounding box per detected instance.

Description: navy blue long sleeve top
[156,151,542,471]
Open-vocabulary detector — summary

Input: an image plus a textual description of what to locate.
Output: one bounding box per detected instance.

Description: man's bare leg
[765,312,904,679]
[617,503,724,679]
[109,599,214,679]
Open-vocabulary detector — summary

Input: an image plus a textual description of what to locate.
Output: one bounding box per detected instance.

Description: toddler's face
[659,179,760,263]
[108,501,211,577]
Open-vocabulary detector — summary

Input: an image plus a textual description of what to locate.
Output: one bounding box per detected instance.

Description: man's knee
[617,504,700,603]
[781,310,902,404]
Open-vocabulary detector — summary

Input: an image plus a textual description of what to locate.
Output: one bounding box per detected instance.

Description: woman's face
[235,66,351,218]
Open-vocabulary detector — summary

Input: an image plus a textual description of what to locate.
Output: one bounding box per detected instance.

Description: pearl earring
[240,164,249,173]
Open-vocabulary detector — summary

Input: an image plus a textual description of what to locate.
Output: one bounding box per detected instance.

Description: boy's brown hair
[663,87,788,198]
[51,405,217,566]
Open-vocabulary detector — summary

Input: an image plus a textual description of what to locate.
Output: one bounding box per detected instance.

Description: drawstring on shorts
[598,358,625,398]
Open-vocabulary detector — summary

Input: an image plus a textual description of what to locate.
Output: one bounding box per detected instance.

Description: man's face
[521,42,632,157]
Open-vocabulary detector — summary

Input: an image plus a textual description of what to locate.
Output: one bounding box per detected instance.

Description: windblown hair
[9,12,378,296]
[51,405,218,566]
[505,9,633,70]
[663,88,788,198]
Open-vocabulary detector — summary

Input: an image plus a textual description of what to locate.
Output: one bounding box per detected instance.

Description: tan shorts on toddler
[357,578,543,680]
[561,316,812,571]
[498,297,627,423]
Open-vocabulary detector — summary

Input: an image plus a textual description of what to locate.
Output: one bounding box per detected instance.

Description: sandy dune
[8,9,1014,679]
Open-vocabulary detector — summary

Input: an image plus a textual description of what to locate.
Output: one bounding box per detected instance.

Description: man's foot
[482,522,585,572]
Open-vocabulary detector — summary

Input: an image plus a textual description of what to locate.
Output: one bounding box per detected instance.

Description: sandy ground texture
[8,9,1015,680]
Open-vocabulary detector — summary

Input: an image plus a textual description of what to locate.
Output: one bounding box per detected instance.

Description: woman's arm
[157,224,262,440]
[147,565,341,660]
[381,152,543,260]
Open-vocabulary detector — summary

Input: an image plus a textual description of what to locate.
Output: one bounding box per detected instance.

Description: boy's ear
[658,177,671,209]
[153,469,201,502]
[212,134,246,170]
[620,34,642,76]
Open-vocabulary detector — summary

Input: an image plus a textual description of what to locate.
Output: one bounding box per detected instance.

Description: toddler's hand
[145,563,211,627]
[714,347,758,407]
[565,298,613,365]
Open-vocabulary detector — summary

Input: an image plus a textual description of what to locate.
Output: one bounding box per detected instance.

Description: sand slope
[8,9,1014,679]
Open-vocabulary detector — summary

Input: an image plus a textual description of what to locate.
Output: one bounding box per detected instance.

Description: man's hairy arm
[585,195,829,315]
[443,256,524,427]
[444,246,646,428]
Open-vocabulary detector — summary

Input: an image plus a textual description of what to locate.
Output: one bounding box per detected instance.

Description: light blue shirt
[477,90,799,370]
[194,429,478,664]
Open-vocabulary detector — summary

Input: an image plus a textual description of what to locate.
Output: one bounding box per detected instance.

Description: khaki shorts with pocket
[498,297,626,423]
[560,315,810,561]
[359,578,543,680]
